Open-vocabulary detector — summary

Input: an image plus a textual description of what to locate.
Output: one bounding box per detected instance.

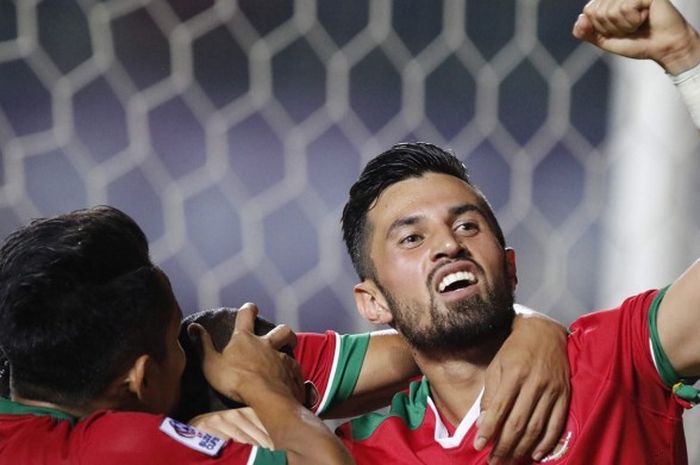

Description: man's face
[364,172,516,354]
[149,273,187,414]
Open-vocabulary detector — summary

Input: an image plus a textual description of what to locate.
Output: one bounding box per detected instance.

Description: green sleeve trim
[648,286,699,405]
[318,333,370,415]
[251,446,287,465]
[0,397,76,424]
[349,378,430,441]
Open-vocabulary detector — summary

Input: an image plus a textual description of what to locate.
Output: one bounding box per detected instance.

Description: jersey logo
[541,412,578,463]
[159,417,226,457]
[541,431,572,462]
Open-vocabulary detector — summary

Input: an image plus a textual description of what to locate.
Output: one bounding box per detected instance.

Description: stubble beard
[379,261,515,356]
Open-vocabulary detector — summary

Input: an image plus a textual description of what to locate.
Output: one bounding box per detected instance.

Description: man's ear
[353,280,393,325]
[124,354,152,403]
[505,247,518,290]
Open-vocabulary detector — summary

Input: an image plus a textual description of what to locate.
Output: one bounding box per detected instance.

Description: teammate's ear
[125,354,151,402]
[505,247,518,290]
[354,280,393,325]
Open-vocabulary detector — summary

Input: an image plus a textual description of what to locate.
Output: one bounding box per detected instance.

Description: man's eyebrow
[386,215,424,239]
[385,204,483,239]
[450,203,483,217]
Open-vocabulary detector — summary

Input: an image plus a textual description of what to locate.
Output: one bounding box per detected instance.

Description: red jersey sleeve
[293,331,370,415]
[568,289,678,414]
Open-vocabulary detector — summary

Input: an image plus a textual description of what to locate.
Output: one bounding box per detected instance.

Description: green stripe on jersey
[317,333,370,415]
[0,397,76,424]
[349,377,430,441]
[648,286,699,405]
[251,446,287,465]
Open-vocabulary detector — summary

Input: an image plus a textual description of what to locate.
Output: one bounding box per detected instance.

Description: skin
[353,173,567,463]
[572,1,700,375]
[192,304,354,465]
[573,0,700,74]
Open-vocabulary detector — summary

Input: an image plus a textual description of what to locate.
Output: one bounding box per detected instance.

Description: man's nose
[430,229,463,261]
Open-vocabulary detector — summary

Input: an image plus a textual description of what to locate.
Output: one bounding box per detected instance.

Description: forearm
[352,330,419,395]
[247,389,354,465]
[322,330,418,418]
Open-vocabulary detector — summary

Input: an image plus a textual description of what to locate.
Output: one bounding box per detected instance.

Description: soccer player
[334,3,700,462]
[0,206,354,465]
[0,206,569,464]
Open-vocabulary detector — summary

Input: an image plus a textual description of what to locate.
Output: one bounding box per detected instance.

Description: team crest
[541,431,573,462]
[540,414,578,463]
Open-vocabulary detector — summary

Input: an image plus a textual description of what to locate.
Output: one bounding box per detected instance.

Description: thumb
[572,14,597,42]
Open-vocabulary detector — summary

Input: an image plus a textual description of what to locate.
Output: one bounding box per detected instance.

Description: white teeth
[438,271,475,292]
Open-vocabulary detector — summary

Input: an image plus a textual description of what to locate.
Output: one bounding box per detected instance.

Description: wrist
[657,26,700,75]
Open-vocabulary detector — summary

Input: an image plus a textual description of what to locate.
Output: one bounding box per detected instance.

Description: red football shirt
[337,290,690,464]
[0,331,369,465]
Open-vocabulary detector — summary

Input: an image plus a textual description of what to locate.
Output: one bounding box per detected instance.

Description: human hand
[572,0,700,74]
[475,313,570,464]
[189,407,274,450]
[187,303,305,406]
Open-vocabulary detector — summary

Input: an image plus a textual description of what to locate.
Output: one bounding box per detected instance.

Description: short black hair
[0,206,172,408]
[173,307,292,421]
[341,142,506,280]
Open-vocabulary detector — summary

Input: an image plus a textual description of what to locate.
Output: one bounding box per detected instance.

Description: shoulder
[338,378,430,442]
[569,289,659,339]
[76,411,255,464]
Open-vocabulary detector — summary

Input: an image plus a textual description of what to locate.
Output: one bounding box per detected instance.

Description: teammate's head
[173,307,295,421]
[0,206,185,413]
[342,142,506,281]
[342,143,515,356]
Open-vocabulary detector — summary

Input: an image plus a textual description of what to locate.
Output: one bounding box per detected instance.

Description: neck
[11,395,88,418]
[412,334,505,426]
[10,380,135,419]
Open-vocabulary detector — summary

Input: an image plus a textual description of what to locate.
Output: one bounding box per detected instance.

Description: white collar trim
[426,387,483,449]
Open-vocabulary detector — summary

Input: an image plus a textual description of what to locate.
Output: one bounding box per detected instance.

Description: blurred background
[0,0,698,458]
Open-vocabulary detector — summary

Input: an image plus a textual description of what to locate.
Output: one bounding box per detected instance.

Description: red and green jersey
[0,331,369,465]
[337,289,692,465]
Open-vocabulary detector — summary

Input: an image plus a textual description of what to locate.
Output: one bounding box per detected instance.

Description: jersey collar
[0,397,76,424]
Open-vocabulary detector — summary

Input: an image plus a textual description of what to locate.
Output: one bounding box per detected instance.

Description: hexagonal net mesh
[0,0,697,459]
[0,0,612,326]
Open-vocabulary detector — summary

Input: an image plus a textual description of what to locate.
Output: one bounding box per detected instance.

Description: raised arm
[190,303,354,465]
[573,0,700,129]
[572,0,700,381]
[573,0,700,74]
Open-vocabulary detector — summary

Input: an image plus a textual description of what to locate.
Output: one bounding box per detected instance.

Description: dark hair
[341,142,506,279]
[0,206,172,408]
[173,307,292,421]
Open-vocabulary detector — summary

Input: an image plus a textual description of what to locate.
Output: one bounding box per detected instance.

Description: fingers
[265,324,298,350]
[488,385,541,463]
[572,14,595,41]
[188,322,215,357]
[282,354,306,404]
[217,408,274,450]
[189,409,274,449]
[234,303,258,334]
[579,0,650,38]
[474,375,516,451]
[511,390,556,461]
[531,391,570,460]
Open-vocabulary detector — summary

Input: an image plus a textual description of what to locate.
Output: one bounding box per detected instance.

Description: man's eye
[456,222,478,234]
[399,234,422,246]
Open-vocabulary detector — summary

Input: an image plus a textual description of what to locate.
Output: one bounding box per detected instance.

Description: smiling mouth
[438,271,476,293]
